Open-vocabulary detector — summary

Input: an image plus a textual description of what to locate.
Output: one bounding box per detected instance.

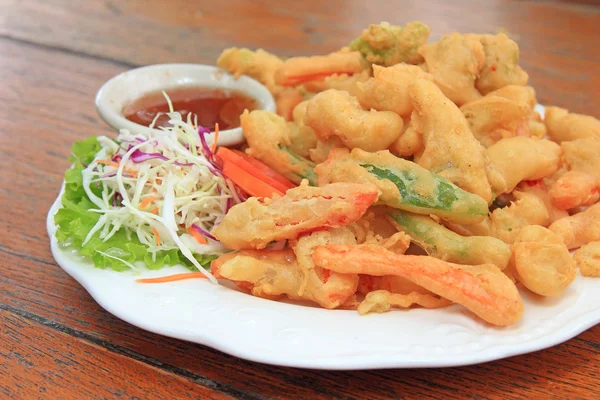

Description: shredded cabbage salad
[55,106,245,282]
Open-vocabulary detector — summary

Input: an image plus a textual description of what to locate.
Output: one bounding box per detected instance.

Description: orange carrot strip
[136,272,209,283]
[151,206,159,214]
[222,161,284,198]
[96,159,138,178]
[152,226,161,246]
[211,123,220,154]
[139,196,155,209]
[188,227,208,244]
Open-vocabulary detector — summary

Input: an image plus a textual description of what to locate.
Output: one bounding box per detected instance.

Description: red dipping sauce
[122,86,258,130]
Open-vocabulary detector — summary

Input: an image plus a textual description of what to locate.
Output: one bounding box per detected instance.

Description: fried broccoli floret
[349,21,430,66]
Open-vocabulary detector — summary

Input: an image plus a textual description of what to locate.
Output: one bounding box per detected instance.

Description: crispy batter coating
[304,89,404,151]
[510,225,576,297]
[303,70,371,98]
[475,34,529,95]
[275,51,365,86]
[573,242,600,277]
[217,47,284,94]
[418,33,485,105]
[545,106,600,143]
[549,203,600,249]
[276,88,304,121]
[287,101,318,158]
[460,90,531,148]
[313,244,524,326]
[316,148,489,224]
[447,191,550,244]
[212,181,379,250]
[212,250,359,309]
[518,180,569,223]
[389,121,424,157]
[356,64,433,117]
[308,136,347,164]
[561,138,600,181]
[549,170,600,210]
[241,110,317,185]
[291,227,357,295]
[410,79,492,202]
[486,137,561,195]
[349,21,430,66]
[388,209,512,270]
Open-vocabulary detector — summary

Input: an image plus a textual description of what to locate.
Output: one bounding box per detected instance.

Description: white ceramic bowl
[95,64,276,146]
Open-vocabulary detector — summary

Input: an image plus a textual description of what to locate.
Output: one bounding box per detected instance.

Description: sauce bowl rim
[95,63,276,146]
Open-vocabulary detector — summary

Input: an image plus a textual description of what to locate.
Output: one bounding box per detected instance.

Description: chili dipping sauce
[122,86,258,130]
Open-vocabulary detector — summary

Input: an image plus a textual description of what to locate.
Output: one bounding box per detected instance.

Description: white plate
[46,188,600,370]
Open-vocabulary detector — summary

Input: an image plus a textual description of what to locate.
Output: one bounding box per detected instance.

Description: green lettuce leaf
[54,136,216,272]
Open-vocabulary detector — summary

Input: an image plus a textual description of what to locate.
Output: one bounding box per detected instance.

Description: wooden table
[1,0,599,398]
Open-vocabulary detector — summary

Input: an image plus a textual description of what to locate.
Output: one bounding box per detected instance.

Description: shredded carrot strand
[152,226,161,246]
[211,123,219,154]
[139,196,155,209]
[151,206,159,214]
[96,159,138,178]
[188,227,208,244]
[136,272,209,283]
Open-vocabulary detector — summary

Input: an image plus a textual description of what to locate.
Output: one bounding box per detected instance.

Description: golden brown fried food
[460,90,531,148]
[486,137,561,195]
[358,290,451,314]
[349,21,430,66]
[491,85,536,108]
[316,148,489,224]
[356,64,433,117]
[303,70,371,98]
[287,101,318,158]
[410,79,492,202]
[275,51,366,86]
[241,110,317,184]
[418,33,485,105]
[475,34,529,95]
[212,250,359,309]
[212,182,379,250]
[291,227,357,295]
[389,121,424,157]
[308,136,347,164]
[518,180,569,223]
[545,106,600,143]
[549,203,600,249]
[549,170,600,210]
[304,89,404,151]
[217,47,284,94]
[447,191,550,244]
[276,88,304,121]
[510,225,576,297]
[561,138,600,181]
[573,242,600,277]
[313,244,524,326]
[388,209,512,270]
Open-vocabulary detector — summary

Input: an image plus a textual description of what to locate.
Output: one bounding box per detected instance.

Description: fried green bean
[388,209,511,270]
[316,148,488,224]
[241,110,317,185]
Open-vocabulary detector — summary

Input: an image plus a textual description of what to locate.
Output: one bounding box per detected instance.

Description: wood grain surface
[1,0,599,399]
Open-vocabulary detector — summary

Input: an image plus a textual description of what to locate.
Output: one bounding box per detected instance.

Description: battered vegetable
[316,148,489,224]
[509,225,576,297]
[241,110,317,185]
[313,244,524,326]
[388,209,511,270]
[212,181,379,250]
[349,21,430,66]
[410,79,492,202]
[304,89,404,152]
